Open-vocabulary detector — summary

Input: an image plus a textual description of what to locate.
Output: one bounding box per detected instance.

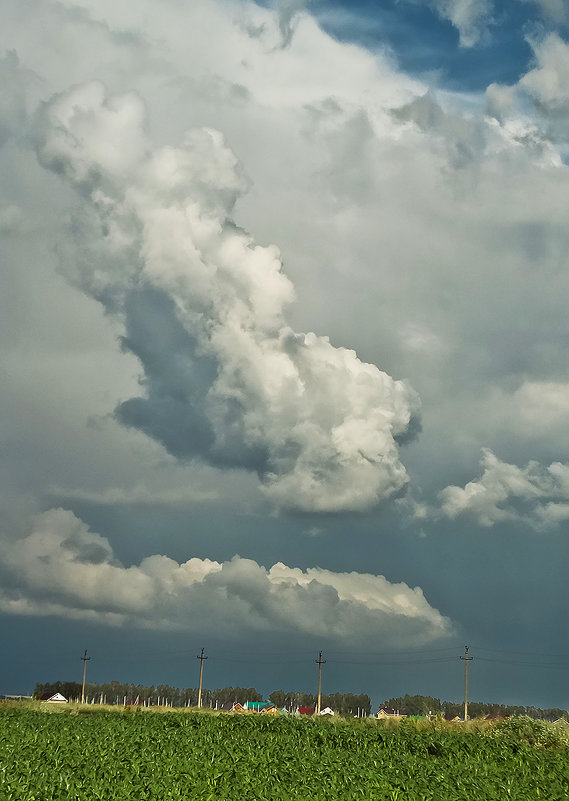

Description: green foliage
[34,681,83,701]
[268,690,371,716]
[1,707,569,800]
[382,694,568,721]
[490,715,569,749]
[35,680,369,714]
[33,681,263,707]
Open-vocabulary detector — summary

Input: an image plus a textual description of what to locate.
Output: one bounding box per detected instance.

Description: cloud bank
[32,81,420,514]
[0,509,451,644]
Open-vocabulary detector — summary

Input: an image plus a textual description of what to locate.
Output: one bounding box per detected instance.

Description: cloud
[487,33,569,148]
[3,0,569,531]
[0,50,34,146]
[426,0,493,47]
[0,204,23,234]
[512,381,569,428]
[438,448,569,528]
[391,90,486,169]
[48,484,218,507]
[31,80,420,514]
[422,1,566,48]
[276,0,308,48]
[0,509,452,644]
[527,0,568,24]
[519,33,569,114]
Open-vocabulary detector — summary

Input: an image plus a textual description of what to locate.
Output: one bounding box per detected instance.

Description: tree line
[382,694,568,721]
[269,690,371,716]
[34,681,262,708]
[33,681,370,714]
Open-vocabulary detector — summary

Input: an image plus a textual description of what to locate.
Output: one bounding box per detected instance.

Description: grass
[1,704,569,799]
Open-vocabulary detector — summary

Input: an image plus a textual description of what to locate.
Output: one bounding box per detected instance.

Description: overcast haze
[2,0,569,711]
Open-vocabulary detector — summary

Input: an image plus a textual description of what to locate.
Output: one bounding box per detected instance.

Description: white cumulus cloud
[32,81,420,514]
[520,33,569,113]
[0,509,452,644]
[438,448,569,528]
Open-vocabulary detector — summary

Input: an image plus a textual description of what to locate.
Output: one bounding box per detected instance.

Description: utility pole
[80,650,90,704]
[460,645,473,721]
[315,651,326,715]
[196,648,208,709]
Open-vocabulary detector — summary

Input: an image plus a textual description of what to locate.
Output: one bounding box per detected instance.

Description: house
[220,702,245,712]
[243,701,271,712]
[298,706,316,715]
[376,708,406,720]
[260,704,279,715]
[444,713,462,722]
[319,707,334,716]
[39,692,68,703]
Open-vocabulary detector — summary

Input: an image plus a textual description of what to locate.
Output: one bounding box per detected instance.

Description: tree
[269,690,286,707]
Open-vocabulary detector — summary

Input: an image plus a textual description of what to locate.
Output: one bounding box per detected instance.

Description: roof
[220,702,245,712]
[244,701,270,710]
[298,706,315,715]
[40,692,68,702]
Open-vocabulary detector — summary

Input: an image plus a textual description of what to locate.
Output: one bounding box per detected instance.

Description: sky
[2,0,569,712]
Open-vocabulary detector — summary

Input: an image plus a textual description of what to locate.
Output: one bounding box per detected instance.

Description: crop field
[1,706,569,800]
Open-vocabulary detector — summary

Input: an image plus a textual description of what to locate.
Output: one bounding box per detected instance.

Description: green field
[1,706,569,800]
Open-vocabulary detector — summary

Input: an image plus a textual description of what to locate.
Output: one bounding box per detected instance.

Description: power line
[476,656,569,670]
[324,645,462,657]
[326,657,458,666]
[472,645,569,659]
[211,657,310,665]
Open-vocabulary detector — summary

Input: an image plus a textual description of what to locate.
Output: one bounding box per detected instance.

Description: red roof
[298,706,315,715]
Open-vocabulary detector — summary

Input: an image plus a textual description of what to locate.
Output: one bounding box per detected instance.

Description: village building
[375,707,406,720]
[39,692,68,703]
[219,702,245,712]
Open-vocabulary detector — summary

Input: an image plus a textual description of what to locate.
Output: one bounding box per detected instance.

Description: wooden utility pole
[460,645,473,721]
[315,651,326,714]
[196,648,208,709]
[80,650,90,703]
